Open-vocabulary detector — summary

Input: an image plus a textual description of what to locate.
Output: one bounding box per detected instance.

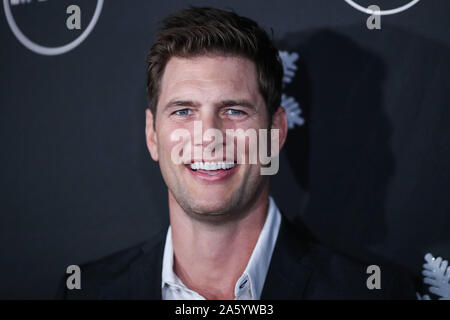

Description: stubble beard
[168,168,268,225]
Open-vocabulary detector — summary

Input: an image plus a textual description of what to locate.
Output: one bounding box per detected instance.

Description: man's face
[146,54,285,220]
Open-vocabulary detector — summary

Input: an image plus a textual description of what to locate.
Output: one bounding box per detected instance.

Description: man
[58,6,416,300]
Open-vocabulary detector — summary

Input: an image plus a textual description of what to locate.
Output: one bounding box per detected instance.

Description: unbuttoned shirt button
[239,278,248,289]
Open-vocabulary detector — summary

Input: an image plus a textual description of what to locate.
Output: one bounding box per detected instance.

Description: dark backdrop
[1,0,449,299]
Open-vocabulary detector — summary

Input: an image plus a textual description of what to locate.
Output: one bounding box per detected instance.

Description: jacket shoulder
[56,228,166,300]
[303,241,416,300]
[271,216,416,300]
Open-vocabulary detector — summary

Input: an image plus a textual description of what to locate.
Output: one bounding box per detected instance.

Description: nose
[204,109,223,130]
[193,108,225,158]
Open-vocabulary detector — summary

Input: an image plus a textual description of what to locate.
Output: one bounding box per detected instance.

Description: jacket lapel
[261,215,314,299]
[112,227,167,300]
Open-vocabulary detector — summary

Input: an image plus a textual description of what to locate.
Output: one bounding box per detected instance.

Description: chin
[189,196,233,214]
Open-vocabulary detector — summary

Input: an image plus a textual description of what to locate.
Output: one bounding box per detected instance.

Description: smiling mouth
[185,161,237,180]
[189,161,235,174]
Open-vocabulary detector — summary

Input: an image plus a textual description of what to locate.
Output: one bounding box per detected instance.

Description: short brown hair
[146,6,283,121]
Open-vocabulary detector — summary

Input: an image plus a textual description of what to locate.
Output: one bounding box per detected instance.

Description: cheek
[158,124,193,164]
[226,119,267,164]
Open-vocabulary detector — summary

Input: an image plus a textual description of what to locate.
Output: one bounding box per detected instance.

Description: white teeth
[189,161,235,171]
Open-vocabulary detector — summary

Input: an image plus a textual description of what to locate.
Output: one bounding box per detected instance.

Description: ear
[271,106,288,151]
[145,109,159,161]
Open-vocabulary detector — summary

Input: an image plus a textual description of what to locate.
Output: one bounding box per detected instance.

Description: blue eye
[226,109,244,115]
[175,109,191,116]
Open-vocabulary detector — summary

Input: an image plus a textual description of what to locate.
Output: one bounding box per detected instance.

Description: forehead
[158,55,261,106]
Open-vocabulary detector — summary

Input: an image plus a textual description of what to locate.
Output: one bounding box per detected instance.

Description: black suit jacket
[57,215,416,299]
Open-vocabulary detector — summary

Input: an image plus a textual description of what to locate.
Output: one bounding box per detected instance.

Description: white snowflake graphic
[417,253,450,300]
[278,50,304,129]
[279,50,299,84]
[281,94,304,129]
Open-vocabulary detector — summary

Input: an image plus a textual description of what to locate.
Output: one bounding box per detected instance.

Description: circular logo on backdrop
[3,0,103,55]
[344,0,420,15]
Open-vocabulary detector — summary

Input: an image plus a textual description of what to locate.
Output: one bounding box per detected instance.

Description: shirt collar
[161,226,177,286]
[234,196,281,299]
[161,196,282,299]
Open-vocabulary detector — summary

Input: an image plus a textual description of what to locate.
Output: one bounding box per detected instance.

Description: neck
[168,187,270,300]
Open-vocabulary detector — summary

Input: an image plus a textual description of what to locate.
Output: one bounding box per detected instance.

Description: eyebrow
[164,100,199,110]
[218,99,255,109]
[163,99,255,111]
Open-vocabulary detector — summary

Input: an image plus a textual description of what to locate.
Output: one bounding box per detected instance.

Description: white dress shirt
[161,196,282,300]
